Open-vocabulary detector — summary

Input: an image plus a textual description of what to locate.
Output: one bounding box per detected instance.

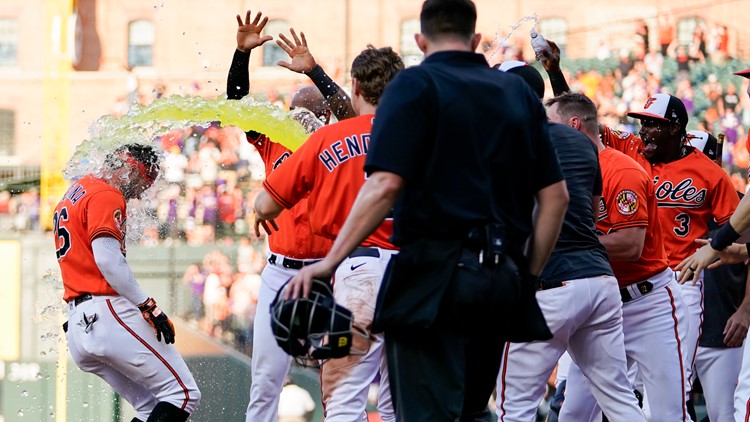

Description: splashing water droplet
[18,409,24,416]
[21,390,29,397]
[82,402,89,408]
[487,13,539,61]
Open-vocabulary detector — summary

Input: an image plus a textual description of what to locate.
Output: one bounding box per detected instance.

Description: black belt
[71,293,93,306]
[268,254,320,270]
[349,247,380,259]
[537,278,565,291]
[620,281,654,303]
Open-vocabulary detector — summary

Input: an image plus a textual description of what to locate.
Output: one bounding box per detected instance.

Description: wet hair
[545,92,599,135]
[350,45,404,106]
[420,0,477,43]
[105,143,160,181]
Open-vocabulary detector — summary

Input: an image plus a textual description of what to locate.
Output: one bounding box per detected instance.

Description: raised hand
[538,39,562,73]
[236,10,273,53]
[276,28,317,74]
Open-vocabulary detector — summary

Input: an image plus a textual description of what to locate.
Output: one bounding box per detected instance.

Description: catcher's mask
[270,279,368,366]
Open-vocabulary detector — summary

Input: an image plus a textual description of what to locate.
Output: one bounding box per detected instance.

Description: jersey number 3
[53,207,71,259]
[674,213,691,237]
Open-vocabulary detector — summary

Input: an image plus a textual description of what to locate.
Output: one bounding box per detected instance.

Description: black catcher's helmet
[270,279,360,365]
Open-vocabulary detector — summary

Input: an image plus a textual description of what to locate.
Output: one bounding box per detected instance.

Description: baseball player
[254,45,404,422]
[677,67,750,422]
[227,11,343,422]
[624,94,740,414]
[492,69,643,422]
[54,144,200,422]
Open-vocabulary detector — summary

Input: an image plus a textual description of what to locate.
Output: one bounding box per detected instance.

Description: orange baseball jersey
[596,148,668,286]
[600,126,653,177]
[651,149,739,268]
[54,176,126,302]
[247,132,332,258]
[262,114,395,250]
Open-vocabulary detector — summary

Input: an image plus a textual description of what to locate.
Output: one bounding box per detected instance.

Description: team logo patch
[616,190,638,215]
[113,209,126,233]
[612,130,631,140]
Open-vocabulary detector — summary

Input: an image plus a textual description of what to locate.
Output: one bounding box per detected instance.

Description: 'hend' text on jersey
[319,133,371,172]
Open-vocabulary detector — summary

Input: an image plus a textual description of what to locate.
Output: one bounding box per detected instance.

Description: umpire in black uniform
[285,0,569,420]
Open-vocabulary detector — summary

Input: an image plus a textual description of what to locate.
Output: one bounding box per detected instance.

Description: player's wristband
[306,65,340,100]
[710,223,741,251]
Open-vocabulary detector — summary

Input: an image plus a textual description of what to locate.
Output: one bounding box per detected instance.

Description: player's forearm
[227,49,251,100]
[598,227,646,261]
[254,189,285,220]
[305,65,356,121]
[322,172,402,269]
[730,197,750,237]
[91,236,149,305]
[529,181,569,276]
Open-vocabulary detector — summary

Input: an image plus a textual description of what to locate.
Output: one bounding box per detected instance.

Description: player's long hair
[350,46,404,106]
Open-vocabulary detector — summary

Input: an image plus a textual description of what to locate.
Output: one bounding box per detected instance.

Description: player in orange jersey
[227,11,346,422]
[626,93,739,417]
[54,144,200,422]
[254,45,403,422]
[547,92,689,421]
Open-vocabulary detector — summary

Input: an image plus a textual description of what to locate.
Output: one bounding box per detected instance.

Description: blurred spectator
[658,15,674,56]
[278,376,316,422]
[182,262,206,321]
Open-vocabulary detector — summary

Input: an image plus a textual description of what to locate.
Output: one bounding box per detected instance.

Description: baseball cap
[735,68,750,78]
[627,93,688,130]
[494,61,545,99]
[686,130,719,161]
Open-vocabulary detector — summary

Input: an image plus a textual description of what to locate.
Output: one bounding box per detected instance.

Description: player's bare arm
[677,226,747,285]
[528,180,569,276]
[236,10,273,53]
[598,227,647,261]
[285,171,403,300]
[276,28,356,121]
[253,190,282,236]
[723,269,750,347]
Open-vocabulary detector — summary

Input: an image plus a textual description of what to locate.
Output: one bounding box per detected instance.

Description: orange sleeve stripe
[262,181,295,210]
[89,227,122,242]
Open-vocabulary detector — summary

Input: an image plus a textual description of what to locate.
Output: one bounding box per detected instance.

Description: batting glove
[137,298,176,344]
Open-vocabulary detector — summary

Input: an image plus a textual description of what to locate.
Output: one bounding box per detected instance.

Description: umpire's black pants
[384,249,515,421]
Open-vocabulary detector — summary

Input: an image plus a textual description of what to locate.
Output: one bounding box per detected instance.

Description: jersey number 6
[53,207,71,259]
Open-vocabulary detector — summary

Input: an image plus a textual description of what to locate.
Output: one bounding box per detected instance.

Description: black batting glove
[137,298,176,344]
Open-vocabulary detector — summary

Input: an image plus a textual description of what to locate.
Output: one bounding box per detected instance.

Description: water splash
[64,95,310,181]
[487,13,539,62]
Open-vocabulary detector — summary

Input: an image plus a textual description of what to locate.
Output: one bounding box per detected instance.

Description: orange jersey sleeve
[652,150,740,268]
[597,148,668,285]
[263,114,395,250]
[55,176,126,301]
[246,132,331,258]
[601,126,653,175]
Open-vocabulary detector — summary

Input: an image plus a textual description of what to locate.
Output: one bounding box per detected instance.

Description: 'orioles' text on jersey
[54,176,126,302]
[262,114,395,249]
[602,126,740,268]
[247,132,332,258]
[596,148,668,286]
[651,149,739,268]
